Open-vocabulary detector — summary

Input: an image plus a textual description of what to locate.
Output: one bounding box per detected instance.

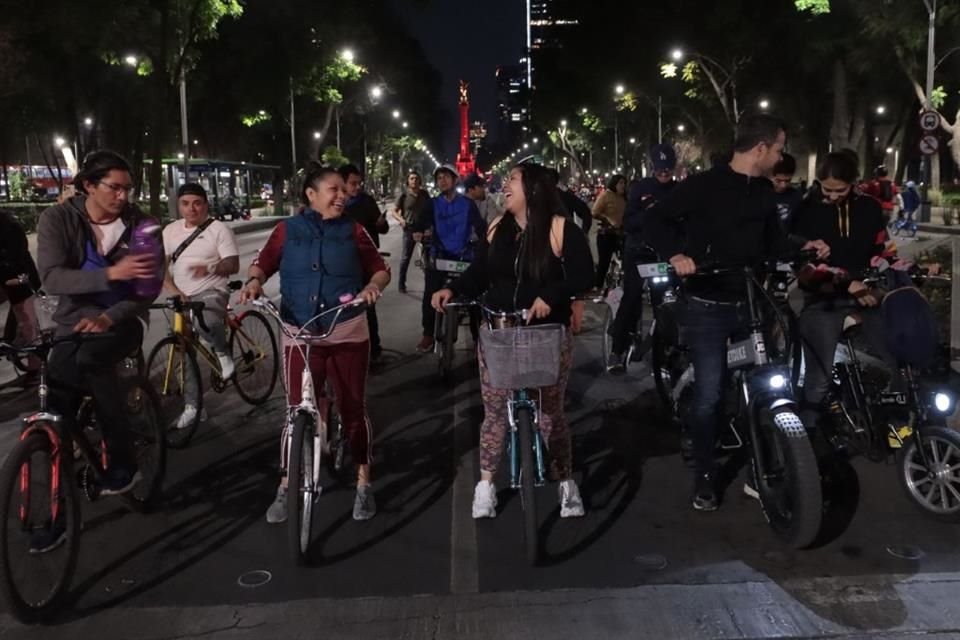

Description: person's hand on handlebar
[74,313,113,333]
[802,239,831,260]
[431,288,454,313]
[669,253,697,277]
[526,297,552,324]
[848,280,878,307]
[239,279,263,304]
[358,284,382,306]
[106,254,155,281]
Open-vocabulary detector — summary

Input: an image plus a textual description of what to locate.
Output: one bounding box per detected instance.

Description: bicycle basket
[479,323,564,389]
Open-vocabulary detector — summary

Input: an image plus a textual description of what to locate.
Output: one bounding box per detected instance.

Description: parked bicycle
[640,261,824,549]
[145,280,279,448]
[252,296,364,565]
[0,331,165,623]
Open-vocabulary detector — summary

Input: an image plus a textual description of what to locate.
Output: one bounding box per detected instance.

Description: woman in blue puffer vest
[240,164,390,523]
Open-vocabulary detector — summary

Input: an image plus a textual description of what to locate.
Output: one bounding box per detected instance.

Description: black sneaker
[692,471,718,512]
[101,465,142,496]
[607,352,626,374]
[399,285,407,294]
[30,520,67,555]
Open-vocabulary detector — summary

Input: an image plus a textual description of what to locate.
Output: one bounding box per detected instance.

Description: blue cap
[649,144,677,172]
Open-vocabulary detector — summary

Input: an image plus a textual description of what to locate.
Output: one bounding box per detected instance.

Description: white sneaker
[559,479,585,518]
[175,404,204,430]
[266,486,287,524]
[472,480,497,519]
[217,353,236,380]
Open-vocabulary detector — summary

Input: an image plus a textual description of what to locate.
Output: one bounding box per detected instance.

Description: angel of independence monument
[455,81,476,177]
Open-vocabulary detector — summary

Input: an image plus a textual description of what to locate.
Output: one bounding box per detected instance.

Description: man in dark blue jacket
[412,165,486,353]
[608,144,678,369]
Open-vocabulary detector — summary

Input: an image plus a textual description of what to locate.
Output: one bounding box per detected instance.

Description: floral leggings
[478,329,574,479]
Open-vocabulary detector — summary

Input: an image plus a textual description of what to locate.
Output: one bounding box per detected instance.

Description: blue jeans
[679,299,746,474]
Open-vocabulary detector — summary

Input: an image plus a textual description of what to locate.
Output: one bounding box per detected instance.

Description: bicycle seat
[842,313,863,337]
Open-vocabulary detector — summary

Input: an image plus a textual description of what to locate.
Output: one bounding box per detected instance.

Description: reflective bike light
[769,374,787,390]
[934,392,953,414]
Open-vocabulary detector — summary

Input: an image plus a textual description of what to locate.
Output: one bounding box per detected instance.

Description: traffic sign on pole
[919,135,939,155]
[920,110,941,132]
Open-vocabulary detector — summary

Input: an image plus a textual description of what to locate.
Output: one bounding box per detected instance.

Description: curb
[917,223,960,236]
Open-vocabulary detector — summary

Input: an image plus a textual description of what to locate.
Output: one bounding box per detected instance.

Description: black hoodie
[645,164,799,301]
[791,191,885,281]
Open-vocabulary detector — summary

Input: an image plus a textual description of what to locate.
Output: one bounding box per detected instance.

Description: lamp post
[920,0,936,223]
[614,84,625,169]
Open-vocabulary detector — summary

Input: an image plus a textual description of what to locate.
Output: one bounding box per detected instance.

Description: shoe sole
[560,508,585,518]
[692,501,718,512]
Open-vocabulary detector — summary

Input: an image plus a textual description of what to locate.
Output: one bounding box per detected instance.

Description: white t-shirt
[162,218,239,297]
[91,218,127,256]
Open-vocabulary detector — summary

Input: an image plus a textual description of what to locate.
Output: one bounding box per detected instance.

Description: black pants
[398,229,417,290]
[421,269,448,337]
[48,318,144,469]
[596,232,621,289]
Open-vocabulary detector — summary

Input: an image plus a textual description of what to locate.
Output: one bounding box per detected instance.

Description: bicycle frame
[507,389,547,489]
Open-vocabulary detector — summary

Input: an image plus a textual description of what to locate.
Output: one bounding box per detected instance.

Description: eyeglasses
[99,181,134,197]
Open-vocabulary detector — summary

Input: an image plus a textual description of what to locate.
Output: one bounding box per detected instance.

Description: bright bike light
[934,392,953,414]
[769,374,787,390]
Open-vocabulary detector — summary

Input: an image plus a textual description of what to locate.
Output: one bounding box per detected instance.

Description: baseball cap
[649,144,677,172]
[177,183,208,200]
[463,173,486,190]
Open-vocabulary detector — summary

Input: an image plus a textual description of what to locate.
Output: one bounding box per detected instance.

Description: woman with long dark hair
[432,162,594,519]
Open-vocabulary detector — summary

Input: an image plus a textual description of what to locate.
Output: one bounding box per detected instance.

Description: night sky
[388,0,527,161]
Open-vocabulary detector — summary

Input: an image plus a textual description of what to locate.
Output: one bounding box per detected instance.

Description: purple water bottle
[131,218,163,298]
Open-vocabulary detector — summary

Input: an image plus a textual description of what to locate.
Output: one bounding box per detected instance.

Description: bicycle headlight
[769,374,787,390]
[934,392,954,414]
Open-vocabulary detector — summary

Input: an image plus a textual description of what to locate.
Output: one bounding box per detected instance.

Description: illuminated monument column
[456,80,476,177]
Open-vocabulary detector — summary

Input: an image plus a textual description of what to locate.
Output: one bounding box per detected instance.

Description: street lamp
[402,121,409,129]
[340,48,355,62]
[124,55,138,67]
[532,137,539,143]
[370,85,383,100]
[392,110,401,119]
[671,48,684,61]
[560,120,568,128]
[581,107,588,115]
[615,84,625,95]
[759,99,770,110]
[677,124,686,132]
[54,136,65,148]
[876,105,887,115]
[629,137,637,144]
[83,117,93,127]
[313,131,321,140]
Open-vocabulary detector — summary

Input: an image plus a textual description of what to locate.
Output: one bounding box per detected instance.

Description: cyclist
[645,115,829,512]
[863,165,898,222]
[464,173,503,225]
[239,163,390,522]
[790,152,897,433]
[411,165,486,354]
[608,144,678,370]
[592,174,627,290]
[431,162,594,519]
[35,150,163,498]
[771,153,803,229]
[1,210,42,383]
[341,164,389,361]
[390,172,432,294]
[161,183,240,428]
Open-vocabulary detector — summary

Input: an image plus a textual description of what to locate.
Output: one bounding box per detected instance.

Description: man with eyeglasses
[35,150,162,513]
[607,144,678,371]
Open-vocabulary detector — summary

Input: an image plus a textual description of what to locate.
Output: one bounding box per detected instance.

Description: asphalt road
[2,222,960,639]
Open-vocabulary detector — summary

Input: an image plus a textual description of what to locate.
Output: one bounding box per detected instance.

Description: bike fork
[506,396,546,489]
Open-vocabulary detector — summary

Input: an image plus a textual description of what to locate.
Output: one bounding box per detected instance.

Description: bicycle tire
[516,407,539,566]
[231,310,280,406]
[438,309,456,381]
[897,426,960,523]
[146,336,203,449]
[287,412,315,565]
[324,393,349,483]
[651,331,673,414]
[0,431,80,624]
[121,376,167,511]
[600,304,619,372]
[752,409,822,549]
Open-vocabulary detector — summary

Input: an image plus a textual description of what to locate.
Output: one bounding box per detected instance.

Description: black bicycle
[641,262,824,548]
[0,331,165,623]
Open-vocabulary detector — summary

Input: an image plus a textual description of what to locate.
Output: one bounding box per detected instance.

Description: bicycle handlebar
[252,296,368,341]
[0,331,117,358]
[150,297,209,332]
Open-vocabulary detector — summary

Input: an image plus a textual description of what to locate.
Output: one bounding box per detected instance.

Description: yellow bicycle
[145,282,279,448]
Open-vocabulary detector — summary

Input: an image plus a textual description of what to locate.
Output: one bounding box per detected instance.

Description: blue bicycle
[889,214,918,238]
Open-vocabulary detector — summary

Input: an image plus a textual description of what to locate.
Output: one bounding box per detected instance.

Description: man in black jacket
[645,115,828,512]
[341,164,389,360]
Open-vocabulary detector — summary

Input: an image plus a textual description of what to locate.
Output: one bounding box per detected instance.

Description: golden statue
[459,80,470,104]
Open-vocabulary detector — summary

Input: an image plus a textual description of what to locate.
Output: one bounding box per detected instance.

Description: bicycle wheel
[600,304,619,372]
[438,309,456,381]
[230,310,280,406]
[0,431,80,624]
[121,376,166,511]
[897,426,960,523]
[516,406,538,566]
[323,393,349,483]
[287,412,316,565]
[146,336,203,449]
